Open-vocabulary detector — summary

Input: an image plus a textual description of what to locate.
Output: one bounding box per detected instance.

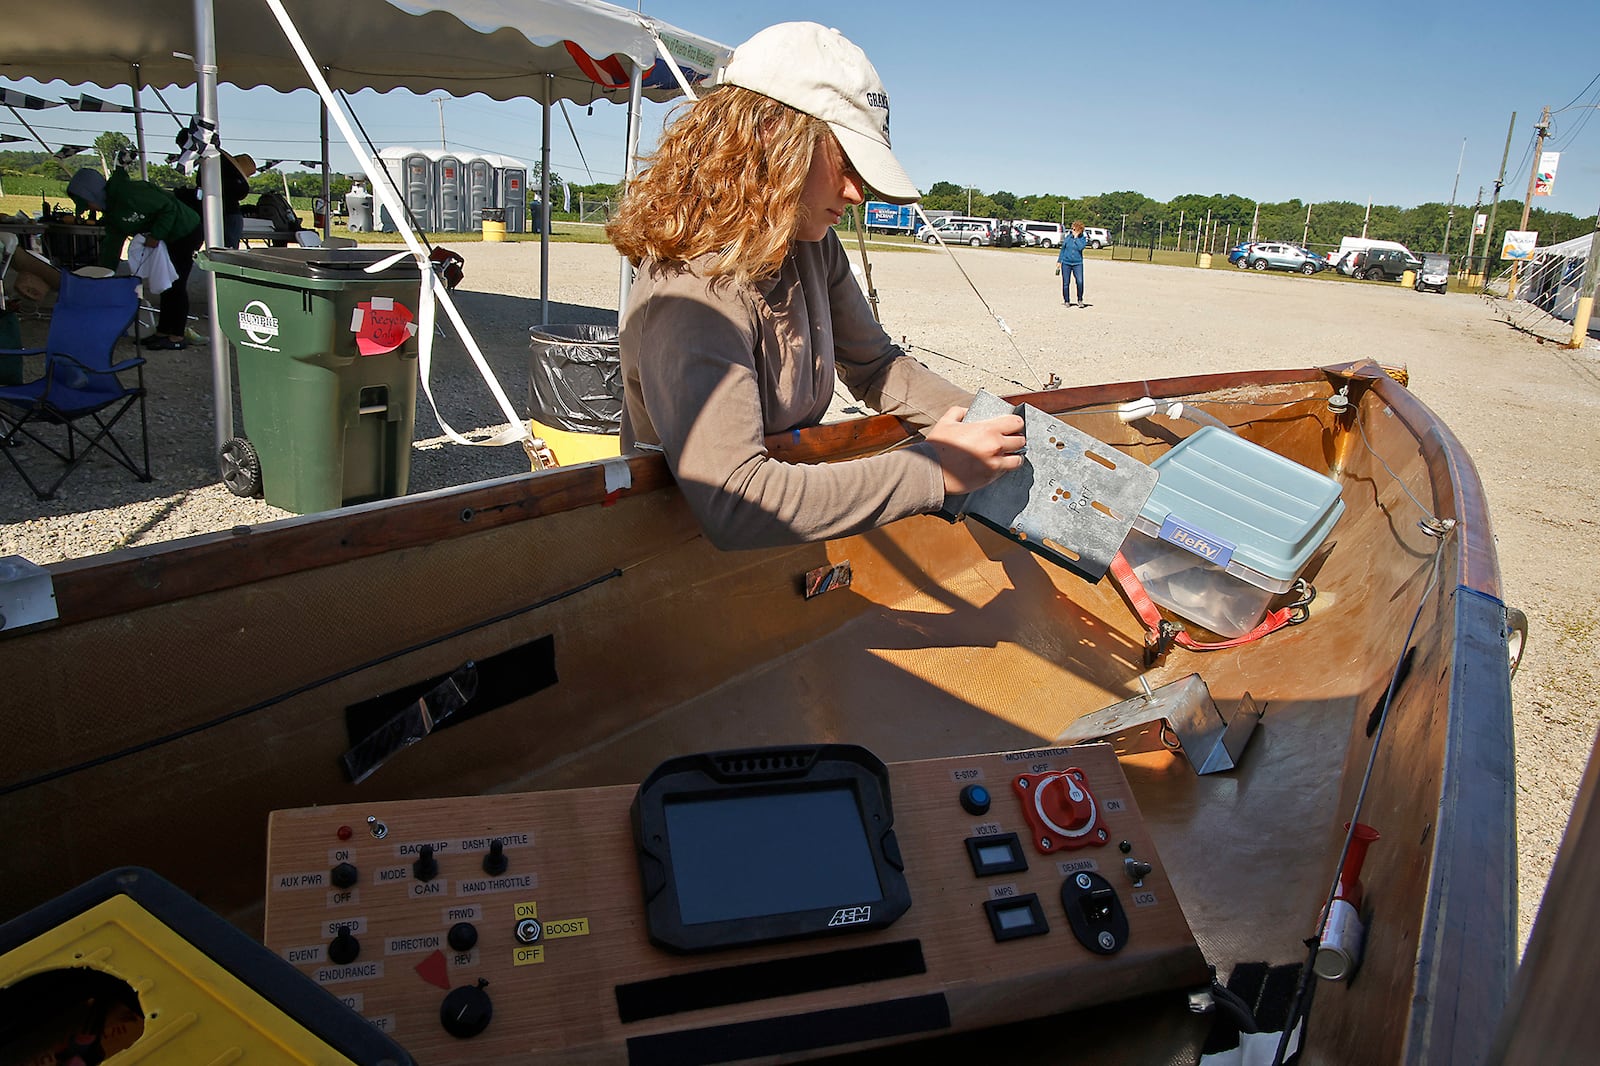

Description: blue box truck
[864,201,917,234]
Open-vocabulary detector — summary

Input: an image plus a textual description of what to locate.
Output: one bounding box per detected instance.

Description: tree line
[918,181,1597,260]
[8,139,1594,259]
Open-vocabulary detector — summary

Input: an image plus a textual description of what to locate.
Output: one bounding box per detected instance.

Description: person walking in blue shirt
[1056,220,1089,306]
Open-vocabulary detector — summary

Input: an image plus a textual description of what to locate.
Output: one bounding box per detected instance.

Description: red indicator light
[337,825,353,841]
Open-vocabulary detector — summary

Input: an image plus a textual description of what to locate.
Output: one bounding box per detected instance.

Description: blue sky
[6,0,1600,222]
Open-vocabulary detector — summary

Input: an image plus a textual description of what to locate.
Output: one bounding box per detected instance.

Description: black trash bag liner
[528,323,621,434]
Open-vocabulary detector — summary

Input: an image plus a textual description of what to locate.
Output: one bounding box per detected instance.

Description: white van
[1016,221,1064,248]
[1083,227,1112,249]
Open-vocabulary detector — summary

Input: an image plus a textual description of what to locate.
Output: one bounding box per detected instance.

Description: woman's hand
[923,406,1027,497]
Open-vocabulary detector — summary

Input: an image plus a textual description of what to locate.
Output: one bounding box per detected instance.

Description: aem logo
[828,906,871,927]
[238,300,279,346]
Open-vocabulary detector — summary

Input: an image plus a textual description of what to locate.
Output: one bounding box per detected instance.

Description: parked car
[1227,241,1255,267]
[1244,242,1327,275]
[1414,252,1450,294]
[1352,247,1422,282]
[915,216,996,246]
[1083,226,1112,249]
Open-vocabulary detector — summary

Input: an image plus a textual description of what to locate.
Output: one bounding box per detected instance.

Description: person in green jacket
[68,167,203,349]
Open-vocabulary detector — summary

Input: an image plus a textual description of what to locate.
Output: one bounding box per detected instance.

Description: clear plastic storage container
[1119,426,1345,637]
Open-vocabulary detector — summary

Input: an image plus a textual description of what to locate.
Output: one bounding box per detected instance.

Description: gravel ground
[3,238,1595,953]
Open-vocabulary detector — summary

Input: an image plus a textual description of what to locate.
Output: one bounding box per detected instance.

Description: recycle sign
[350,297,417,356]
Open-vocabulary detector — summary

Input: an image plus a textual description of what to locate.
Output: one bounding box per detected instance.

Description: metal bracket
[0,555,58,632]
[1054,673,1262,775]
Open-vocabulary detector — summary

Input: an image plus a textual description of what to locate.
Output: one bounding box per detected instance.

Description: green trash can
[198,247,422,514]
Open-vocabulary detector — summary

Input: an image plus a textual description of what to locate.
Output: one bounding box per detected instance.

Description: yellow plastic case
[0,867,410,1064]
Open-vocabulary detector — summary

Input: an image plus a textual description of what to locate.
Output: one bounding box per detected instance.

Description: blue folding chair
[0,272,150,500]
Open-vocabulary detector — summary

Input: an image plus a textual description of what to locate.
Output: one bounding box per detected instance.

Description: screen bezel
[631,745,911,953]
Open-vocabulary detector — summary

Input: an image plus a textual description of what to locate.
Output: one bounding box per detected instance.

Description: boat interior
[0,363,1515,1064]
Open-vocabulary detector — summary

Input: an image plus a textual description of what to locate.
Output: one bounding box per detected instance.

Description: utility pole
[1480,111,1516,287]
[1442,137,1465,255]
[1302,203,1311,248]
[434,96,446,149]
[1249,203,1258,242]
[1510,105,1551,288]
[1465,185,1484,273]
[1361,197,1371,238]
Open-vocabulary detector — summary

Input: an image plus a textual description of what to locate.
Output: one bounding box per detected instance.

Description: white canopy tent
[1,0,731,454]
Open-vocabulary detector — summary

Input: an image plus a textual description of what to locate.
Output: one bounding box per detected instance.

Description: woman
[1057,221,1089,307]
[607,22,1025,550]
[68,166,202,349]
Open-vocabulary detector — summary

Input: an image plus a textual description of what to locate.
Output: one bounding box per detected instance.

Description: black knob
[413,843,439,881]
[959,783,991,816]
[330,862,359,889]
[328,925,360,965]
[448,921,479,952]
[483,839,508,876]
[440,979,493,1039]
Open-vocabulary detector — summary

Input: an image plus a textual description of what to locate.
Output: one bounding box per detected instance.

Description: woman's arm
[625,266,949,549]
[818,235,971,428]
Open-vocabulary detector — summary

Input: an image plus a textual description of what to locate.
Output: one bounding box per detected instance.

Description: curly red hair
[607,85,829,286]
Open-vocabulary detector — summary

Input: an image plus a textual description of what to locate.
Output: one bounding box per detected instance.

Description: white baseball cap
[717,22,920,205]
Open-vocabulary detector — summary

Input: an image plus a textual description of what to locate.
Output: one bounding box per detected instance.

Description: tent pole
[541,74,552,326]
[321,92,331,240]
[130,64,148,180]
[619,63,643,315]
[193,0,233,455]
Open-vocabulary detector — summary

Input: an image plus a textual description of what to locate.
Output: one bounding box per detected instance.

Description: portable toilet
[435,153,466,231]
[376,146,435,231]
[465,156,495,229]
[497,158,529,233]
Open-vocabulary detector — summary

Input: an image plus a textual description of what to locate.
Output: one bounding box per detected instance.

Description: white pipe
[1116,398,1236,433]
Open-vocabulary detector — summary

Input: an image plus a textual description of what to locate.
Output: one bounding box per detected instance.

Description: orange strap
[1108,552,1304,662]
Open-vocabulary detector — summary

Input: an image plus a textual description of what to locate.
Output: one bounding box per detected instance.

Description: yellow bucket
[1197,253,1213,268]
[1401,269,1416,288]
[483,220,507,243]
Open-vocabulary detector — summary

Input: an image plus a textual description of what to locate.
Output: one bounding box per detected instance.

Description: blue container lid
[1134,426,1345,590]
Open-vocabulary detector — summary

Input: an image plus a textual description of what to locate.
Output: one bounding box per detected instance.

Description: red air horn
[1313,821,1380,981]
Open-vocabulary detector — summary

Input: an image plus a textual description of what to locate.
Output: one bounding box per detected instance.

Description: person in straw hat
[607,22,1023,551]
[217,151,256,249]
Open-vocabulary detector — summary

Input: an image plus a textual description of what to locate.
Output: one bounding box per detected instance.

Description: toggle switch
[413,843,439,881]
[330,861,359,889]
[448,921,479,952]
[328,924,360,965]
[483,839,508,876]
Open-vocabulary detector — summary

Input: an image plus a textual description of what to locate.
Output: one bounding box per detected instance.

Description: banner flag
[66,94,137,114]
[1501,230,1537,261]
[1473,213,1487,236]
[1533,152,1559,196]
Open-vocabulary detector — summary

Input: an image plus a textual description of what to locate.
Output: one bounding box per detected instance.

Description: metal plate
[947,391,1158,582]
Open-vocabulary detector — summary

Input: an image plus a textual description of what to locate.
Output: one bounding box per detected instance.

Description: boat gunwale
[14,362,1499,631]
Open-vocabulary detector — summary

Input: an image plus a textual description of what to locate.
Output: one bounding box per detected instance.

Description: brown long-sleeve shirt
[619,232,972,549]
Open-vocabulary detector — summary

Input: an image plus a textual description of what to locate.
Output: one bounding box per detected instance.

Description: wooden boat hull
[0,362,1515,1064]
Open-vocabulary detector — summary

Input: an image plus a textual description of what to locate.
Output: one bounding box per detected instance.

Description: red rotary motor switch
[1013,767,1110,853]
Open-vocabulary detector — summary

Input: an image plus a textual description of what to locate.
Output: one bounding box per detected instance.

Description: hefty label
[1157,515,1235,568]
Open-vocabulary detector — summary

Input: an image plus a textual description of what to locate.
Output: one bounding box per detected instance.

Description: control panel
[262,743,1205,1064]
